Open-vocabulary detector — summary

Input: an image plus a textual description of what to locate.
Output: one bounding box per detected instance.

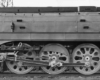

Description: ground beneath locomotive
[0,74,99,80]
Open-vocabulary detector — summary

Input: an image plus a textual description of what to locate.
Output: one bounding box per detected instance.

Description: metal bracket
[11,22,15,32]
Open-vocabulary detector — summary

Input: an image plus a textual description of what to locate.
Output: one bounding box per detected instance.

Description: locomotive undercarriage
[0,41,99,75]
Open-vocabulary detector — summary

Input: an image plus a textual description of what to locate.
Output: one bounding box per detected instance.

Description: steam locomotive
[0,6,99,75]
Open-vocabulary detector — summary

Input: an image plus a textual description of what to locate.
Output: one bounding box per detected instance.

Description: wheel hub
[49,55,57,67]
[17,62,23,67]
[84,55,91,67]
[85,56,90,62]
[49,54,62,67]
[85,56,90,61]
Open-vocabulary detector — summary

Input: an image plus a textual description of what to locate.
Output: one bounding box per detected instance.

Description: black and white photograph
[0,0,100,80]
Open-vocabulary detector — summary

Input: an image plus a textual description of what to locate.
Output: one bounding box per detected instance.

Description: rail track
[0,73,100,80]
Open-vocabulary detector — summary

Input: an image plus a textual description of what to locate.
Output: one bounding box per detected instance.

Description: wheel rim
[6,43,35,74]
[73,44,100,75]
[40,44,69,74]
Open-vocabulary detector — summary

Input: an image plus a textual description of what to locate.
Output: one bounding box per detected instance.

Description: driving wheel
[73,44,100,75]
[39,44,69,74]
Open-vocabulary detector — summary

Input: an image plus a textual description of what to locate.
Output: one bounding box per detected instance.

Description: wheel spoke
[84,48,88,54]
[92,49,99,57]
[91,60,98,67]
[84,47,91,54]
[76,49,84,56]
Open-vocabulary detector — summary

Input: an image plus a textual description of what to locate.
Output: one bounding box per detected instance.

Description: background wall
[13,0,100,7]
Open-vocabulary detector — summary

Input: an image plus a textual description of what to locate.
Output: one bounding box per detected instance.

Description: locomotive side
[0,6,100,75]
